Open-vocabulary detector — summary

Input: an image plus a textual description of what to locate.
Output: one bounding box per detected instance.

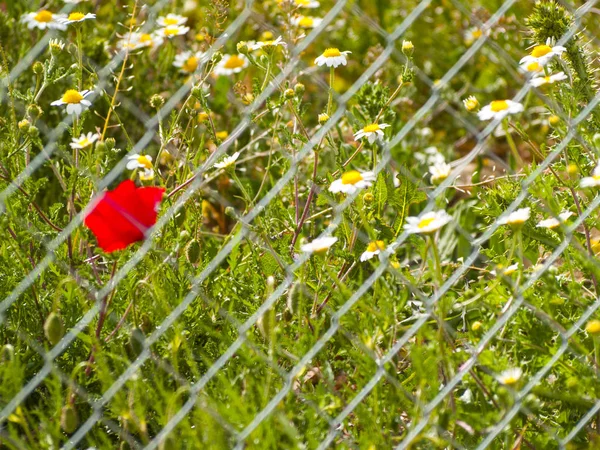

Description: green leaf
[391,174,427,234]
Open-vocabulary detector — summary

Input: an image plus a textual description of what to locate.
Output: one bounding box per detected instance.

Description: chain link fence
[2,0,600,448]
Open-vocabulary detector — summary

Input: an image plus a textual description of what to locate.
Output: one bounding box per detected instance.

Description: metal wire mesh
[2,0,600,448]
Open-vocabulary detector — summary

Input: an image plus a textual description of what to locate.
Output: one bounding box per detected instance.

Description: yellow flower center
[216,131,229,140]
[182,56,199,73]
[296,0,311,5]
[526,61,542,72]
[471,29,483,39]
[366,241,385,252]
[35,10,53,22]
[163,17,180,26]
[323,48,341,58]
[261,31,274,40]
[164,26,181,36]
[68,12,85,21]
[502,376,519,385]
[137,155,153,169]
[62,90,83,104]
[341,170,363,185]
[543,76,551,83]
[363,123,380,133]
[223,55,245,69]
[140,33,153,43]
[79,138,90,147]
[418,217,435,229]
[586,320,600,334]
[298,16,314,27]
[490,100,509,112]
[530,44,552,58]
[593,175,600,181]
[139,170,154,181]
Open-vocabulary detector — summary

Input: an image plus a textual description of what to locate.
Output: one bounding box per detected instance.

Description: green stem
[429,234,443,287]
[260,55,272,92]
[231,170,252,209]
[503,119,522,170]
[76,25,83,90]
[327,66,335,116]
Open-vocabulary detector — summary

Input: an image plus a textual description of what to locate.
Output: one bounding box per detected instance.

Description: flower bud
[61,405,79,434]
[185,239,201,264]
[1,344,14,363]
[294,83,305,96]
[284,88,295,100]
[548,115,560,126]
[18,119,30,131]
[241,93,254,105]
[363,192,374,203]
[198,111,209,123]
[191,84,205,100]
[105,137,116,150]
[318,113,329,124]
[585,319,600,335]
[463,95,479,112]
[471,321,482,332]
[28,125,39,138]
[44,312,65,346]
[236,41,249,55]
[211,51,223,64]
[566,163,578,176]
[95,141,107,153]
[150,94,165,109]
[32,61,44,75]
[27,104,43,119]
[401,40,414,56]
[224,206,236,218]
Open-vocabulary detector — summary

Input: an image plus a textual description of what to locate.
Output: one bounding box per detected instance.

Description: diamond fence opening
[2,0,600,448]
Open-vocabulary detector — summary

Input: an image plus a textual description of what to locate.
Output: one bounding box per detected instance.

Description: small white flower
[498,207,530,227]
[353,123,390,144]
[329,170,376,195]
[51,89,93,116]
[291,15,323,29]
[464,27,486,46]
[173,51,205,74]
[404,210,452,234]
[520,40,566,67]
[117,32,164,51]
[490,263,519,277]
[277,0,320,7]
[477,100,524,121]
[21,10,67,30]
[496,367,523,386]
[360,241,398,262]
[70,132,99,149]
[530,71,568,87]
[581,162,600,188]
[126,154,153,171]
[156,25,190,39]
[157,13,188,27]
[214,152,240,170]
[59,12,96,25]
[314,48,351,68]
[519,60,544,75]
[138,168,155,181]
[248,36,287,51]
[429,162,452,184]
[49,39,65,51]
[301,236,338,254]
[536,211,574,229]
[213,54,249,76]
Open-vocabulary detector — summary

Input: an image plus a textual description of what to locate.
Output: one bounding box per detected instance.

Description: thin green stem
[327,66,335,116]
[75,25,83,90]
[503,119,522,169]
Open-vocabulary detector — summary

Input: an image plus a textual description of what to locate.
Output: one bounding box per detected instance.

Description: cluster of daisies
[22,7,96,31]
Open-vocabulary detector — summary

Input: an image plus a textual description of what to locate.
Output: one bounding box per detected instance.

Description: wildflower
[360,241,398,262]
[429,161,452,184]
[214,152,240,170]
[498,207,530,227]
[329,170,376,194]
[519,60,543,74]
[464,27,483,45]
[213,54,249,76]
[530,72,568,87]
[116,32,163,51]
[21,10,67,30]
[401,40,414,56]
[51,89,93,116]
[215,131,229,140]
[314,48,351,68]
[248,36,287,51]
[277,0,320,7]
[520,40,566,67]
[318,113,329,124]
[404,210,452,234]
[496,367,523,386]
[491,263,519,277]
[70,132,99,149]
[463,95,479,111]
[173,51,205,74]
[84,180,165,253]
[156,24,190,39]
[59,12,96,25]
[301,236,338,255]
[157,13,188,27]
[536,211,574,229]
[49,39,65,52]
[353,123,390,144]
[126,154,153,171]
[291,15,323,29]
[138,168,155,181]
[477,100,524,121]
[585,320,600,335]
[580,162,600,188]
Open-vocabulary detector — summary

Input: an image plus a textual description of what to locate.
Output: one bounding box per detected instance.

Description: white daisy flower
[498,207,530,227]
[157,13,188,27]
[49,39,65,52]
[464,27,485,46]
[21,10,67,30]
[530,71,568,87]
[581,162,600,188]
[117,32,164,51]
[156,25,190,39]
[51,89,93,116]
[138,168,155,181]
[214,152,240,170]
[463,95,479,111]
[248,36,287,51]
[301,236,338,255]
[291,16,323,29]
[519,60,544,75]
[277,0,320,7]
[59,12,96,25]
[429,161,452,184]
[213,54,249,76]
[360,241,398,262]
[520,40,566,67]
[173,51,205,74]
[404,210,452,235]
[329,170,376,195]
[536,211,574,229]
[490,263,519,277]
[70,132,99,149]
[353,123,390,144]
[496,367,523,386]
[477,100,524,121]
[314,48,351,68]
[126,154,153,171]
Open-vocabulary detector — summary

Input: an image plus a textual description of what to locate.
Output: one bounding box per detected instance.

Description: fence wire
[2,0,600,448]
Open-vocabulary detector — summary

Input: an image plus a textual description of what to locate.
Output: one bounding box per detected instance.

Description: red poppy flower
[84,180,165,253]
